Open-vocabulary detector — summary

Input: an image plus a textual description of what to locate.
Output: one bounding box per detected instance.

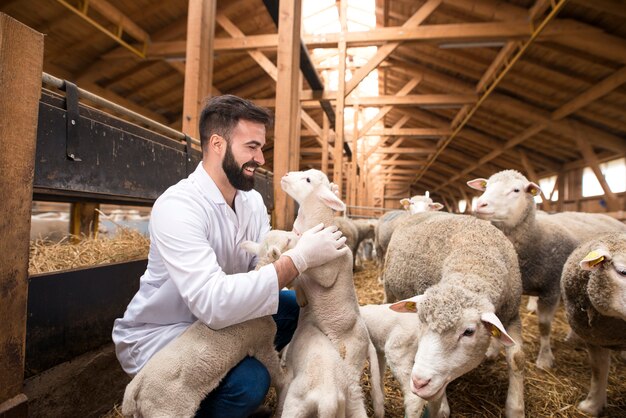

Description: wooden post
[0,13,44,417]
[69,203,100,239]
[273,0,302,230]
[557,171,565,212]
[350,105,359,210]
[333,0,347,198]
[182,0,216,140]
[519,149,552,211]
[321,113,329,175]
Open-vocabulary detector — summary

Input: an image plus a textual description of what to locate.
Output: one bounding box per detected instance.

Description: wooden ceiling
[2,0,625,206]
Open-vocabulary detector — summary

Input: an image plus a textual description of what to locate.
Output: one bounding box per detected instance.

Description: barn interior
[0,0,625,417]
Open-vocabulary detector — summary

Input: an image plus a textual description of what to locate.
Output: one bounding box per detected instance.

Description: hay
[100,260,626,417]
[29,227,150,275]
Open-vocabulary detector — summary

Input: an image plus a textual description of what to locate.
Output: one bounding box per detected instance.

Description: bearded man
[112,95,347,417]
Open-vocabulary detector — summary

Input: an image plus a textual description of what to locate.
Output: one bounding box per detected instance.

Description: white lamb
[121,234,288,417]
[400,191,444,214]
[278,169,384,418]
[561,232,626,417]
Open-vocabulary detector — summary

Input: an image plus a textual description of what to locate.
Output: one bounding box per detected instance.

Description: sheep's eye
[306,178,311,183]
[462,328,475,337]
[616,268,626,277]
[513,188,520,193]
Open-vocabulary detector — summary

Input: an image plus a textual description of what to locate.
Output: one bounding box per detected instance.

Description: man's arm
[273,256,299,288]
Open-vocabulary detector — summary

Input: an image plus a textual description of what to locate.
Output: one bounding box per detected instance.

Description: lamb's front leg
[578,344,610,417]
[386,344,426,418]
[504,317,525,418]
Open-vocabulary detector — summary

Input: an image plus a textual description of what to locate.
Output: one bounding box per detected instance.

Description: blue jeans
[194,290,299,418]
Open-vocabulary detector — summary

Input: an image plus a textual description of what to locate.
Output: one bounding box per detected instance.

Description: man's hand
[282,223,348,274]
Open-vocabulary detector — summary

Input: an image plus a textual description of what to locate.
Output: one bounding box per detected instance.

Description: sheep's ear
[429,202,444,211]
[467,178,488,191]
[481,312,516,347]
[390,295,425,313]
[240,240,261,255]
[317,186,346,212]
[400,198,411,209]
[525,182,541,197]
[579,248,611,270]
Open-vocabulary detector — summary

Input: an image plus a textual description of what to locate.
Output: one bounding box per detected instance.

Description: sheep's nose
[413,377,431,390]
[478,200,488,208]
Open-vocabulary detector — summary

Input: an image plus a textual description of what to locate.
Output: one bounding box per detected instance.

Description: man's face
[222,119,266,191]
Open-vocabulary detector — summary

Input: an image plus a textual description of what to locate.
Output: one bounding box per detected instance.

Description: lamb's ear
[390,295,425,313]
[481,312,516,347]
[467,178,488,191]
[400,198,411,210]
[268,245,282,261]
[525,182,541,197]
[240,240,261,255]
[317,186,346,212]
[579,248,611,270]
[429,202,444,211]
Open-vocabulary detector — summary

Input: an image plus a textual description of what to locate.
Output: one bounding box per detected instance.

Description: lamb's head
[579,233,626,320]
[241,230,298,267]
[390,286,515,401]
[280,169,346,212]
[467,170,541,229]
[400,191,444,214]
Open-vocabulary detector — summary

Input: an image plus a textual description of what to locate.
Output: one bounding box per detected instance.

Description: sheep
[334,216,360,268]
[360,303,443,418]
[383,213,525,417]
[467,170,579,369]
[400,191,444,214]
[121,318,283,418]
[279,169,384,418]
[121,233,289,418]
[560,232,626,417]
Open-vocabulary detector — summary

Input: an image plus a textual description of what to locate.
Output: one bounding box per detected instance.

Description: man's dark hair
[199,95,273,151]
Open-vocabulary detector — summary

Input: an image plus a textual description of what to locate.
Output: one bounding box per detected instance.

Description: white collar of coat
[192,162,250,206]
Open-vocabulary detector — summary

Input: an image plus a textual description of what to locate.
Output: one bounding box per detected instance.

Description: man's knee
[235,357,271,405]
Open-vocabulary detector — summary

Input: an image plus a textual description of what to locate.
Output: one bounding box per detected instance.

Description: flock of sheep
[121,168,625,418]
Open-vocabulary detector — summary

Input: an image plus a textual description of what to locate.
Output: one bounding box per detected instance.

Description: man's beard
[222,144,257,191]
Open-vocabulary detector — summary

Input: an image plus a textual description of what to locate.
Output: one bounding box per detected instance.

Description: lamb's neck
[499,205,539,253]
[297,192,336,230]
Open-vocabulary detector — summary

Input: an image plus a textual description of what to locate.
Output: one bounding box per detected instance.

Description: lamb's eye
[616,268,626,277]
[462,328,475,337]
[306,178,311,183]
[513,188,520,193]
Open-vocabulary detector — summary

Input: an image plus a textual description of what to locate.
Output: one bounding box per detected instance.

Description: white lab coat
[112,163,278,375]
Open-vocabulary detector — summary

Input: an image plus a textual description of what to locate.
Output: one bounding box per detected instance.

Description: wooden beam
[273,0,302,229]
[518,149,552,211]
[374,147,436,154]
[333,0,347,197]
[343,0,441,97]
[322,113,330,175]
[364,128,451,137]
[182,0,216,139]
[347,94,476,107]
[378,160,427,166]
[571,124,621,211]
[88,0,150,43]
[0,12,43,414]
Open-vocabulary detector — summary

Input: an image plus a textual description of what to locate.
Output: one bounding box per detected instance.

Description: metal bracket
[63,80,82,162]
[184,135,194,175]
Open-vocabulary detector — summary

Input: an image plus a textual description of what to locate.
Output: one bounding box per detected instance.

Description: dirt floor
[104,260,625,417]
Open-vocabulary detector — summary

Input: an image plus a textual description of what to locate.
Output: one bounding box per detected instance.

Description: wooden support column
[350,105,359,210]
[571,125,620,211]
[69,203,100,239]
[273,0,302,229]
[518,149,552,211]
[333,0,347,198]
[556,171,565,212]
[0,13,43,417]
[182,0,216,140]
[321,113,330,175]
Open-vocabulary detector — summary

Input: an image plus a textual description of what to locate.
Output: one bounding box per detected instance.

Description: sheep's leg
[382,280,397,304]
[367,341,385,418]
[503,317,525,418]
[346,381,368,418]
[535,296,558,369]
[386,347,426,418]
[427,391,450,418]
[578,344,610,417]
[525,296,537,313]
[281,383,312,418]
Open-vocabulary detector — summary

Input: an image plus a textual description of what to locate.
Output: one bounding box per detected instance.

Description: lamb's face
[401,195,444,214]
[468,171,540,228]
[390,292,515,402]
[582,244,626,320]
[280,169,329,204]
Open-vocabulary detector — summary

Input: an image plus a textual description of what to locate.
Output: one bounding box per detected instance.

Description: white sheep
[360,303,445,418]
[561,232,626,417]
[120,233,288,418]
[279,169,384,418]
[383,213,525,417]
[467,170,578,369]
[400,191,444,214]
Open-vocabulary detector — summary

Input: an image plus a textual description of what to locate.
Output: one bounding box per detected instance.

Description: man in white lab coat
[112,95,348,417]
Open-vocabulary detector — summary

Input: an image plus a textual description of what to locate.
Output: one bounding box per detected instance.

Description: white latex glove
[283,223,348,274]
